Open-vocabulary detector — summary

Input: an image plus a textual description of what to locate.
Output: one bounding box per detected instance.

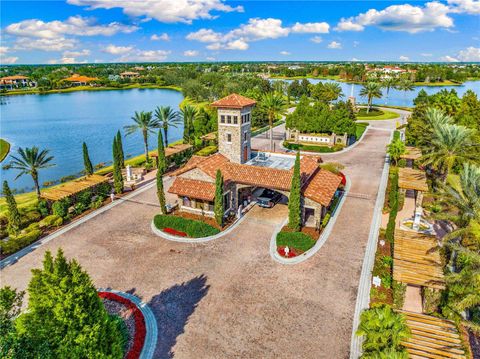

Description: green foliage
[356,123,369,140]
[359,82,383,113]
[112,136,123,195]
[288,152,301,231]
[422,287,442,314]
[385,168,399,243]
[321,213,331,228]
[181,105,197,144]
[283,141,338,153]
[115,131,124,169]
[38,214,63,229]
[276,231,316,252]
[156,130,167,214]
[124,111,158,162]
[52,199,70,218]
[392,281,407,309]
[356,305,410,356]
[154,214,220,237]
[214,170,224,227]
[37,199,49,217]
[387,138,406,166]
[0,138,10,163]
[14,249,124,358]
[96,182,112,197]
[310,81,344,103]
[154,105,181,147]
[82,142,93,175]
[0,286,25,358]
[77,190,92,207]
[0,229,41,255]
[357,108,384,117]
[3,181,21,236]
[196,145,218,157]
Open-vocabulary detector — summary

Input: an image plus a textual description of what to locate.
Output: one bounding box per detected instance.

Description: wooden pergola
[393,229,445,289]
[400,311,466,359]
[398,167,428,192]
[41,174,108,202]
[400,146,422,161]
[150,143,193,159]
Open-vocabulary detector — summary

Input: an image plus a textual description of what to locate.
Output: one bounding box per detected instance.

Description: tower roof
[211,93,256,109]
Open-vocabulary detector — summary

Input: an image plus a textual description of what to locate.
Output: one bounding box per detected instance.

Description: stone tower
[211,93,256,164]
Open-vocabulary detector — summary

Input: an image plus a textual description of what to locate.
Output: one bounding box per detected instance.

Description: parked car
[256,189,282,208]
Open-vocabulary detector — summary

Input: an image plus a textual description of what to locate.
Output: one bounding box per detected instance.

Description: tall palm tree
[261,92,287,150]
[382,77,398,104]
[180,105,197,144]
[415,107,453,147]
[8,147,55,198]
[322,82,344,103]
[421,123,477,181]
[396,78,414,99]
[359,82,383,113]
[154,106,181,147]
[124,111,159,163]
[387,138,406,166]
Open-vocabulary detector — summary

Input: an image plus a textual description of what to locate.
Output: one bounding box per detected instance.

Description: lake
[1,89,184,191]
[273,79,480,108]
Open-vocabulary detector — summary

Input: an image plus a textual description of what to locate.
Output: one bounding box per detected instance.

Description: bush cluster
[0,229,42,255]
[283,141,343,153]
[154,214,220,238]
[196,145,218,157]
[385,168,399,243]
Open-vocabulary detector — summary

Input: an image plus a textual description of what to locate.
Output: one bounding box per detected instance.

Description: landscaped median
[153,214,220,238]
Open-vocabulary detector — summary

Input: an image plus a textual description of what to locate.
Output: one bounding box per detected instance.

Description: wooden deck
[41,174,108,201]
[400,311,466,359]
[401,146,422,161]
[393,230,445,289]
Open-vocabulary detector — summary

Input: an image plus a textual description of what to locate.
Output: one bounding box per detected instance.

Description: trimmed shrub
[37,200,50,217]
[77,190,92,207]
[154,215,220,238]
[283,141,337,153]
[276,231,316,252]
[0,229,42,255]
[52,199,70,218]
[392,281,407,309]
[39,214,63,229]
[322,213,331,228]
[96,182,112,197]
[196,145,218,157]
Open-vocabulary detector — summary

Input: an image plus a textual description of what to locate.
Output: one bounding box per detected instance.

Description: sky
[0,0,479,64]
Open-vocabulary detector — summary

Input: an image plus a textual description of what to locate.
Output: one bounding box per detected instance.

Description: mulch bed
[277,246,303,258]
[370,237,393,306]
[99,292,146,359]
[280,225,320,240]
[102,298,135,357]
[172,210,236,231]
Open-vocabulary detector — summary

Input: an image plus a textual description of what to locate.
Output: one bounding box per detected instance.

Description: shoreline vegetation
[0,139,11,162]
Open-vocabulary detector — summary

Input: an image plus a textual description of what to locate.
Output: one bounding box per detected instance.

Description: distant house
[120,71,140,79]
[64,74,98,86]
[0,75,34,90]
[108,74,120,81]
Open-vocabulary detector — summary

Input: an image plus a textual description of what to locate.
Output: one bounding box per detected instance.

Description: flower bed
[153,214,220,238]
[163,227,187,237]
[98,292,146,359]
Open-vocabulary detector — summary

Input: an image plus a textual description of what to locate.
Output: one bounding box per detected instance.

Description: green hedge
[386,168,399,244]
[153,214,220,238]
[283,141,343,153]
[196,145,218,157]
[0,229,42,255]
[276,231,316,252]
[357,108,384,117]
[355,123,368,140]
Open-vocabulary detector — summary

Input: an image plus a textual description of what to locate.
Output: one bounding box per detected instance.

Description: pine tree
[288,152,301,231]
[3,181,21,236]
[116,130,125,169]
[214,169,224,227]
[16,249,124,358]
[82,142,93,175]
[156,130,167,214]
[112,136,123,194]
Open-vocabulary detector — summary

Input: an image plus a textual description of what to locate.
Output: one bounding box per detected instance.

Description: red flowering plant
[163,227,187,237]
[277,246,297,258]
[98,292,146,359]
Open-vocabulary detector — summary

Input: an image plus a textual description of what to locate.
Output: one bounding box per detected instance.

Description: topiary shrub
[52,199,70,218]
[322,213,331,228]
[39,214,63,229]
[96,182,112,197]
[195,145,218,157]
[77,190,92,208]
[37,200,50,217]
[1,229,42,255]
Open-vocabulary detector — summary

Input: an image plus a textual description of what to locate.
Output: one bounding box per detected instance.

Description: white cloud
[186,29,223,43]
[447,0,480,14]
[280,51,290,55]
[421,53,433,57]
[206,56,216,61]
[5,16,137,39]
[116,49,171,62]
[327,41,342,49]
[441,55,460,62]
[14,37,77,51]
[206,43,222,50]
[310,36,323,43]
[351,57,360,61]
[335,2,454,33]
[290,22,329,33]
[184,50,199,57]
[48,56,88,64]
[0,56,18,64]
[67,0,244,24]
[0,46,9,55]
[224,39,249,50]
[63,49,91,57]
[227,18,290,41]
[103,44,134,55]
[399,55,410,61]
[151,33,170,41]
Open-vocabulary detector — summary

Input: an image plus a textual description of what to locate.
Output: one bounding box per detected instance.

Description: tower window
[227,115,231,124]
[244,132,247,142]
[227,133,232,142]
[220,115,225,123]
[233,116,238,124]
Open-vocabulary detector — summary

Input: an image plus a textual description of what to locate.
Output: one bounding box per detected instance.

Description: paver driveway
[1,124,393,359]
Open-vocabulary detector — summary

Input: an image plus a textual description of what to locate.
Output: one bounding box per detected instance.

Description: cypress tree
[112,136,123,194]
[156,130,166,214]
[116,130,125,168]
[214,169,224,227]
[288,151,301,231]
[82,142,93,176]
[3,180,21,236]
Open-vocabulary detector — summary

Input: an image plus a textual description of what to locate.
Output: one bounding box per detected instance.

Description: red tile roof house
[168,94,342,229]
[0,75,34,90]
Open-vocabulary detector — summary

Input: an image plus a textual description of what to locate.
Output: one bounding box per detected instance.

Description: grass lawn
[0,139,11,162]
[0,191,38,216]
[276,231,316,252]
[356,108,399,121]
[355,123,369,140]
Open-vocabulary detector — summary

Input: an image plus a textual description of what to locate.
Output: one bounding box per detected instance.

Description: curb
[150,206,253,243]
[98,289,158,359]
[349,130,393,359]
[269,174,352,265]
[0,180,157,270]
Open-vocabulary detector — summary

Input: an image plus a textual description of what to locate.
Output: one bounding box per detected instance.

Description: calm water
[275,79,480,107]
[0,89,184,191]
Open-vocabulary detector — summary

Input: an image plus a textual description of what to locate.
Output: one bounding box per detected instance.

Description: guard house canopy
[41,174,108,202]
[400,146,422,161]
[211,93,256,109]
[393,229,445,289]
[398,167,428,192]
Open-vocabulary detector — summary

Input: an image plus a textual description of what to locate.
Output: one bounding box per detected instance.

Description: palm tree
[154,106,181,148]
[421,123,477,181]
[359,82,383,113]
[396,78,414,99]
[261,92,287,150]
[382,77,398,104]
[8,147,55,198]
[415,107,453,147]
[387,138,406,166]
[124,111,159,163]
[322,82,344,103]
[180,105,197,144]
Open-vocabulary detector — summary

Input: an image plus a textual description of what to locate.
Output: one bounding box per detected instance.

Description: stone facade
[286,129,348,147]
[218,106,253,164]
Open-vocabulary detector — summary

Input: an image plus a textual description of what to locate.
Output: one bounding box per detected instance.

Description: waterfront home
[64,74,98,86]
[0,75,34,89]
[120,71,140,79]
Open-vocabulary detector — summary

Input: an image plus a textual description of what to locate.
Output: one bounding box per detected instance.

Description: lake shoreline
[268,76,477,86]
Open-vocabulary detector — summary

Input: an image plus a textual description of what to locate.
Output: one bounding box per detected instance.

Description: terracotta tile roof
[1,75,29,80]
[169,153,229,177]
[168,177,216,201]
[211,93,256,109]
[64,74,98,83]
[224,163,293,191]
[303,169,342,207]
[298,155,321,181]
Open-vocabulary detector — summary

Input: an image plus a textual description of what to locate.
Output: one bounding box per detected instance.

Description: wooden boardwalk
[400,311,466,359]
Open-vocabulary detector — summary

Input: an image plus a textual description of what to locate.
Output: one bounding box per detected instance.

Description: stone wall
[217,107,252,164]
